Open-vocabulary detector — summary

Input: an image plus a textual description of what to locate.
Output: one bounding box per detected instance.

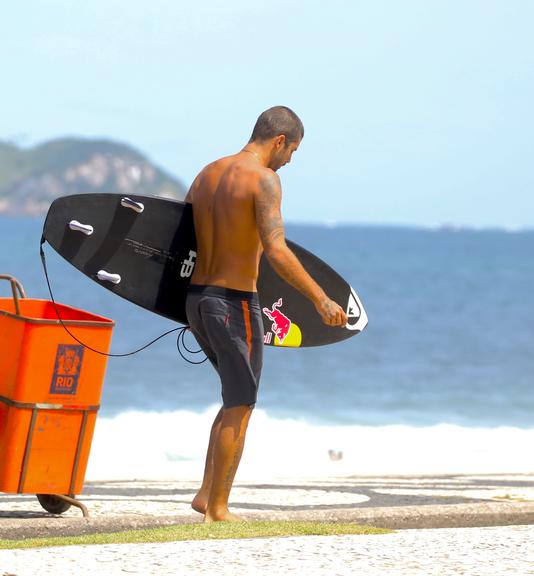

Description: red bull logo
[262,298,292,344]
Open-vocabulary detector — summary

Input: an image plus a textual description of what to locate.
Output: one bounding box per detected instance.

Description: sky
[1,0,533,228]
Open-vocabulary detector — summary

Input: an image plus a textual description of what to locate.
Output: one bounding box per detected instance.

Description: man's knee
[221,404,254,431]
[222,404,254,417]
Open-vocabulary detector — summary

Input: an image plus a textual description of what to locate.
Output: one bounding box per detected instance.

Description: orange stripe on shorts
[241,300,252,361]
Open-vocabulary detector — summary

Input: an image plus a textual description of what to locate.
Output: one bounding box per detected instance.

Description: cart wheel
[36,494,72,514]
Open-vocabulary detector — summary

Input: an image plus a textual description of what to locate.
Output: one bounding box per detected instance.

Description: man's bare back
[186,152,267,292]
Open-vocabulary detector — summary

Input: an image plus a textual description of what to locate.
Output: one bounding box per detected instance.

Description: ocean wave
[85,406,534,481]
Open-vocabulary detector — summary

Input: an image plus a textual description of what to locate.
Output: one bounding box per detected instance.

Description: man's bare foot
[204,509,246,523]
[191,493,208,515]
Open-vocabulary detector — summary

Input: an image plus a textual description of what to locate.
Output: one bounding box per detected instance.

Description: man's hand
[315,297,348,327]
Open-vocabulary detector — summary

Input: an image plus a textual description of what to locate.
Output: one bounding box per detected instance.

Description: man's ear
[274,134,286,149]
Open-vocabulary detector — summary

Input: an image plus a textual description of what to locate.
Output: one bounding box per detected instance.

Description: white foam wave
[85,406,534,481]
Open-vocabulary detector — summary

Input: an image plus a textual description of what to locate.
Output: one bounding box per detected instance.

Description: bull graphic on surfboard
[42,193,368,348]
[262,298,303,347]
[263,298,291,343]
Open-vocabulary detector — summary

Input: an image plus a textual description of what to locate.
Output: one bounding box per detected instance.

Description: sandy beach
[1,473,533,575]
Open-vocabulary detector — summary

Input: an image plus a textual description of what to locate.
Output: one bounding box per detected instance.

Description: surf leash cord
[39,236,207,363]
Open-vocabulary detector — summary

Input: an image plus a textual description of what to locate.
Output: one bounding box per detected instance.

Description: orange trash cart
[0,275,114,516]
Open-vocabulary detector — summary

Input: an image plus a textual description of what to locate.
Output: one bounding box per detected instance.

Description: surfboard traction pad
[43,193,368,348]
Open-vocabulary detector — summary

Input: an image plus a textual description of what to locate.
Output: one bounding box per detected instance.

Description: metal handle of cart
[0,274,26,316]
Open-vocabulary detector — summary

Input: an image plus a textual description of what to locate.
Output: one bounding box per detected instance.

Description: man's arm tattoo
[256,176,285,246]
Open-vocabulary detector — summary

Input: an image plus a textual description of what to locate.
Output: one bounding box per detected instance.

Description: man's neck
[241,145,268,167]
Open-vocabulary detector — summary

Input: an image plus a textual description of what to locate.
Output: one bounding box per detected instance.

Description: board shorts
[185,285,263,409]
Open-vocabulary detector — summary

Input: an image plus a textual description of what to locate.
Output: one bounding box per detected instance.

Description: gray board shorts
[185,285,263,409]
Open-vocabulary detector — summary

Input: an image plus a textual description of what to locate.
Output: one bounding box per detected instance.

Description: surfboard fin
[97,270,122,285]
[121,197,144,213]
[68,220,94,236]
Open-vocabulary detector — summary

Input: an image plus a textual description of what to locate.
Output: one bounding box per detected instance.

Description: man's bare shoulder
[191,154,281,201]
[256,168,281,197]
[198,154,235,176]
[216,155,279,191]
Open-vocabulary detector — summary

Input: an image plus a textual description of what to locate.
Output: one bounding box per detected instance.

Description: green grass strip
[0,521,390,549]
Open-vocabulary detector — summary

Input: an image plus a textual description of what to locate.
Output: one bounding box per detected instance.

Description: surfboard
[42,193,368,347]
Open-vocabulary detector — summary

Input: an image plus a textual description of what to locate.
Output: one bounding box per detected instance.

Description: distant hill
[0,138,187,216]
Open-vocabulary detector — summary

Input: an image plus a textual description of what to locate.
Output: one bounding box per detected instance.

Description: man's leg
[191,407,224,514]
[204,404,254,523]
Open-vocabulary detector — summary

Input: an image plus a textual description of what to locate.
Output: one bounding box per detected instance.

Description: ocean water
[1,215,533,479]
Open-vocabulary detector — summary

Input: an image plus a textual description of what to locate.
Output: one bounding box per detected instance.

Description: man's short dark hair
[249,106,304,144]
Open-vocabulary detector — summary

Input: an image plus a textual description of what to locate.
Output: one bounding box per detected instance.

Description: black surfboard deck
[42,193,368,347]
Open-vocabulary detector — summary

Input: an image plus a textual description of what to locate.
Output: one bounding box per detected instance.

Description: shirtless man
[185,106,347,522]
